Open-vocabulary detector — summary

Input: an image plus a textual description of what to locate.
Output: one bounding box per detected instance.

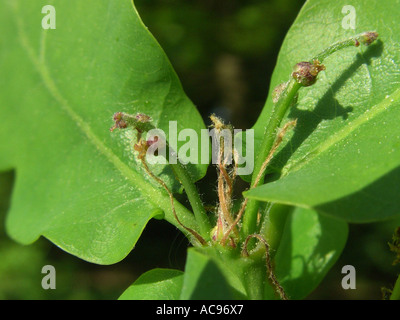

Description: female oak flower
[292,60,325,87]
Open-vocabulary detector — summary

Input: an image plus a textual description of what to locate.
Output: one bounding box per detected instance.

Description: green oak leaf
[0,0,208,264]
[179,247,245,300]
[264,206,348,299]
[119,268,184,300]
[246,0,400,222]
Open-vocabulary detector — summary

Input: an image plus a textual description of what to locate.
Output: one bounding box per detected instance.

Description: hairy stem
[312,31,378,63]
[241,79,301,237]
[112,113,212,241]
[242,234,288,300]
[170,162,212,241]
[263,204,294,260]
[241,31,379,238]
[140,158,207,245]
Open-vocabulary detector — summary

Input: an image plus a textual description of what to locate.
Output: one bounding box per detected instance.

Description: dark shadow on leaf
[186,259,246,300]
[315,165,400,223]
[270,210,348,300]
[269,40,384,179]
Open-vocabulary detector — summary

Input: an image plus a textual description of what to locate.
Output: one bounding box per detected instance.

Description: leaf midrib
[280,86,400,176]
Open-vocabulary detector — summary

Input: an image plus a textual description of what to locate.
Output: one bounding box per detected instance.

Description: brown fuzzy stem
[242,234,288,300]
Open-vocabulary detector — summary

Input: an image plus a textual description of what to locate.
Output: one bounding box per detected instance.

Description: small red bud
[110,112,128,131]
[292,60,325,87]
[359,31,379,46]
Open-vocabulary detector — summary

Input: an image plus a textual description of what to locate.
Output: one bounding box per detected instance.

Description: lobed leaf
[0,0,207,264]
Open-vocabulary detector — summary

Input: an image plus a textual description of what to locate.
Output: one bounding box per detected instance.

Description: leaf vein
[282,86,400,176]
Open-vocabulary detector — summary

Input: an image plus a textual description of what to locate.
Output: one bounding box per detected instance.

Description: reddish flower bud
[359,31,379,46]
[292,60,325,87]
[110,112,128,131]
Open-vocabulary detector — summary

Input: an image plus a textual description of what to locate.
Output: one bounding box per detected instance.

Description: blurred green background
[0,0,399,299]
